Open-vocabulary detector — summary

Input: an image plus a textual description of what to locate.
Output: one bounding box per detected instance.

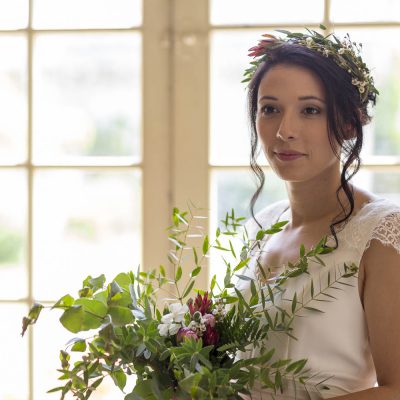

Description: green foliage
[22,205,358,399]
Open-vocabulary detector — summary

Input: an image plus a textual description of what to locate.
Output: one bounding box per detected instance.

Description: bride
[237,28,400,399]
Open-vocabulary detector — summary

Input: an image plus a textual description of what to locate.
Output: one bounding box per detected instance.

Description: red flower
[203,325,219,346]
[188,292,212,316]
[248,36,278,57]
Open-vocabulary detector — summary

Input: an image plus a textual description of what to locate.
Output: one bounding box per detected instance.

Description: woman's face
[256,64,340,183]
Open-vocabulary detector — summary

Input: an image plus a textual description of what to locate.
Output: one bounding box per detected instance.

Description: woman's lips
[274,152,305,161]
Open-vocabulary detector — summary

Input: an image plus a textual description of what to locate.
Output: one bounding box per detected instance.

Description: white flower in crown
[305,37,313,47]
[323,49,330,57]
[338,48,345,55]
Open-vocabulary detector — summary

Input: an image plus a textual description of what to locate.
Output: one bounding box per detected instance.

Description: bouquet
[22,206,358,399]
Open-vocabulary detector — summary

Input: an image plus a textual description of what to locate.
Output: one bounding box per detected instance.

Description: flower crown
[243,25,379,106]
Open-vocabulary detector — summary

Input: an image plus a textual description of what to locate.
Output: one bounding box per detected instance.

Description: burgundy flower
[187,292,212,316]
[203,325,219,346]
[176,327,198,343]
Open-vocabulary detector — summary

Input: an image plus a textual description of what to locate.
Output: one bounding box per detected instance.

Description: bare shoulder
[352,186,378,211]
[362,237,400,277]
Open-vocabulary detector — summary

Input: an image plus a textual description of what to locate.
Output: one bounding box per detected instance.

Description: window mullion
[142,0,174,273]
[171,0,210,289]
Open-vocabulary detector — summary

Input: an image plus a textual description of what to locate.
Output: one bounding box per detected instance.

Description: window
[0,2,144,399]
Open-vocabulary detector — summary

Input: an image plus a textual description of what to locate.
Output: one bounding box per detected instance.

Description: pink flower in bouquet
[203,324,219,346]
[176,327,198,343]
[202,313,216,328]
[188,292,212,316]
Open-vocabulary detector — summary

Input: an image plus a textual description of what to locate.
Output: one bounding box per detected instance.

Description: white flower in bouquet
[158,303,189,336]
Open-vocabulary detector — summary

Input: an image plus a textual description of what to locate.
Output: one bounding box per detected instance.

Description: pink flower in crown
[176,327,198,343]
[248,34,279,57]
[188,292,212,316]
[203,324,219,346]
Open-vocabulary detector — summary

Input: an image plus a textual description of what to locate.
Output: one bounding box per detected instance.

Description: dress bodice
[237,197,400,399]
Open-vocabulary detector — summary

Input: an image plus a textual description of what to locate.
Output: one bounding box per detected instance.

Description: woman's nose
[276,113,297,141]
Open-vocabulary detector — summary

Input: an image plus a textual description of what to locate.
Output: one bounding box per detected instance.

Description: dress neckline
[276,196,385,241]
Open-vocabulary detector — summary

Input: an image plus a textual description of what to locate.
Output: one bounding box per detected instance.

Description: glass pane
[0,35,27,164]
[210,168,286,283]
[0,304,29,400]
[352,170,400,205]
[211,0,324,25]
[0,0,28,29]
[210,29,307,166]
[210,168,286,227]
[33,0,142,28]
[33,33,141,165]
[0,170,27,299]
[333,28,400,157]
[33,307,137,399]
[210,30,262,166]
[331,0,400,22]
[33,169,141,300]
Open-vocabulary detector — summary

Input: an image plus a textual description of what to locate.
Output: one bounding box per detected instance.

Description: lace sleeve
[365,212,400,254]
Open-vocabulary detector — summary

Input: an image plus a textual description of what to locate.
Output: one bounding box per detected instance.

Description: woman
[238,28,400,399]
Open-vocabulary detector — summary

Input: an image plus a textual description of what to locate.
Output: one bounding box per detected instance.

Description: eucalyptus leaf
[52,295,74,309]
[108,306,134,326]
[71,339,87,352]
[82,274,106,292]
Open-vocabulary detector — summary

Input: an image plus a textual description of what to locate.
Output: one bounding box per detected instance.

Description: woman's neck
[284,169,350,228]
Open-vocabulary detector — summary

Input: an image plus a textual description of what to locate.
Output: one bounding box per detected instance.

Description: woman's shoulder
[350,193,400,256]
[245,199,289,240]
[350,187,400,223]
[356,195,400,223]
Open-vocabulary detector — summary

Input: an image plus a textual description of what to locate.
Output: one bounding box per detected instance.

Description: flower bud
[176,327,198,343]
[193,311,202,322]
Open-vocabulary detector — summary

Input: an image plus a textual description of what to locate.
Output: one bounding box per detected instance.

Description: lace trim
[365,212,400,255]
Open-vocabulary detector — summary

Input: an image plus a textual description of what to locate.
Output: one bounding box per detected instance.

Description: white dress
[237,197,400,399]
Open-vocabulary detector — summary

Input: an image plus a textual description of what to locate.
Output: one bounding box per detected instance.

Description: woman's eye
[303,107,320,115]
[260,105,278,115]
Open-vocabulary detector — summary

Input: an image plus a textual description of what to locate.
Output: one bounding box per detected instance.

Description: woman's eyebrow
[298,95,326,103]
[258,95,326,103]
[258,95,278,102]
